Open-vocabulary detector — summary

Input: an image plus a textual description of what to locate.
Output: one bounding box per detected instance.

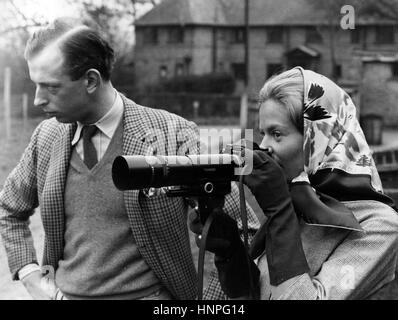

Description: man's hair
[258,68,304,134]
[24,17,115,81]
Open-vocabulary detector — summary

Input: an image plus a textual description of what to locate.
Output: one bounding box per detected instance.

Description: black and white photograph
[1,0,398,307]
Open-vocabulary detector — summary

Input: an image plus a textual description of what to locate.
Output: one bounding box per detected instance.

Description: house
[133,0,398,122]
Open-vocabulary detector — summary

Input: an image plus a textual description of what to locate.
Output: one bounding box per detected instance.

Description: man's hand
[21,270,56,300]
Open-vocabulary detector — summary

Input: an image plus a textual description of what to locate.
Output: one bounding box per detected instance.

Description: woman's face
[259,99,304,182]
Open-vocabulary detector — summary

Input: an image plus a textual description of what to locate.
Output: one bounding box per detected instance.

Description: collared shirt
[71,90,124,163]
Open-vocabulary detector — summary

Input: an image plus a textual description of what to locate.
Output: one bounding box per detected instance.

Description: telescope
[112,143,269,192]
[112,154,243,196]
[112,145,266,301]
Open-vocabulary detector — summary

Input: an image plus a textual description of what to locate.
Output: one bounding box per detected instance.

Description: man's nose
[34,87,48,107]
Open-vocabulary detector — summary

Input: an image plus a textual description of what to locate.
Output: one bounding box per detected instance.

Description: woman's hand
[243,149,290,215]
[241,148,309,286]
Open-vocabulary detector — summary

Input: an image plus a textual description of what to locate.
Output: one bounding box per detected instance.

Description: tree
[0,0,49,96]
[0,0,163,94]
[64,0,162,89]
[0,0,47,36]
[63,0,161,56]
[358,0,398,21]
[306,0,398,81]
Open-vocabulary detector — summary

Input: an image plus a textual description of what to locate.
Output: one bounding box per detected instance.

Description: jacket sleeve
[0,122,43,280]
[262,201,398,300]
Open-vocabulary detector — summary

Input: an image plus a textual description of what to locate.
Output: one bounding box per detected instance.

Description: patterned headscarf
[249,68,395,259]
[292,67,384,193]
[287,67,395,232]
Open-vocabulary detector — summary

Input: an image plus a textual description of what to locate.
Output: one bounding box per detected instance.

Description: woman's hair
[258,68,304,133]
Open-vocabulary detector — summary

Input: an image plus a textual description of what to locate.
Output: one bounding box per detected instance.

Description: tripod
[166,181,231,299]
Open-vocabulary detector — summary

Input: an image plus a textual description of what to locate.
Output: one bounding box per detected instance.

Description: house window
[159,65,168,78]
[175,63,184,76]
[375,26,395,44]
[231,63,246,80]
[231,28,245,43]
[217,29,226,41]
[168,27,184,44]
[306,27,323,43]
[392,62,398,77]
[351,28,361,44]
[267,27,283,44]
[267,63,283,78]
[334,64,342,79]
[142,27,158,45]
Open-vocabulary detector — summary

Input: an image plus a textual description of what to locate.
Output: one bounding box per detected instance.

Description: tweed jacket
[0,94,260,300]
[204,200,398,300]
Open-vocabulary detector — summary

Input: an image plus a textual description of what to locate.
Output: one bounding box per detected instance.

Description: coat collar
[120,94,150,143]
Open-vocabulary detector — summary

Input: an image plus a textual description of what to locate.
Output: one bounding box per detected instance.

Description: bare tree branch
[8,0,46,26]
[377,0,398,20]
[358,0,398,21]
[0,23,42,36]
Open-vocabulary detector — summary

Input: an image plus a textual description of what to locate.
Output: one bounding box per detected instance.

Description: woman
[198,67,398,300]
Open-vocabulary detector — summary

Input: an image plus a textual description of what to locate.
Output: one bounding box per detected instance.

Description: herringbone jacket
[0,94,260,300]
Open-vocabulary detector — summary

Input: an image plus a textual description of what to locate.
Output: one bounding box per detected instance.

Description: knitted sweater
[55,119,161,299]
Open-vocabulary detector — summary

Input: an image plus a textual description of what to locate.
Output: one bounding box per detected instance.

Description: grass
[0,117,397,299]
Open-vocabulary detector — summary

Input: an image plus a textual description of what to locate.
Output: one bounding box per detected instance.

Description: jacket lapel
[120,96,170,289]
[41,123,76,268]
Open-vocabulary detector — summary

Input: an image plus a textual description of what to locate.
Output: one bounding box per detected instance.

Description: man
[0,18,259,300]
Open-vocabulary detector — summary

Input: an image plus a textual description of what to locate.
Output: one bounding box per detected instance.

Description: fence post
[193,100,199,119]
[4,67,11,139]
[22,93,29,123]
[240,92,248,130]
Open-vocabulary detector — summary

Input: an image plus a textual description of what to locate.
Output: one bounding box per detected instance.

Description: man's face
[28,45,90,123]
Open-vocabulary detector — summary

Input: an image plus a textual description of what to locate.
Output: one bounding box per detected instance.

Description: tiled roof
[135,0,397,27]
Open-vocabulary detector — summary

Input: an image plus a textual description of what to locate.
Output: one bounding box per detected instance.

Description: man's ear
[84,69,102,94]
